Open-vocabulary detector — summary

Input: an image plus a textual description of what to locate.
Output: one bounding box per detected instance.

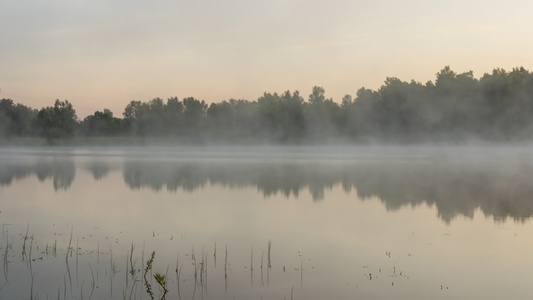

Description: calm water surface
[0,146,533,299]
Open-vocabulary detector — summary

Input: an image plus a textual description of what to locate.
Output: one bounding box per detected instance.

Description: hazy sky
[1,0,532,118]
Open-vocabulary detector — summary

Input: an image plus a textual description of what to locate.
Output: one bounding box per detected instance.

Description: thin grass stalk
[213,242,217,268]
[129,243,136,277]
[224,245,228,294]
[204,251,208,290]
[67,227,73,259]
[267,261,269,286]
[66,250,72,294]
[192,273,197,300]
[126,254,129,288]
[250,246,254,287]
[141,241,145,284]
[88,263,95,300]
[291,286,294,300]
[30,272,34,300]
[260,250,264,287]
[300,259,303,287]
[76,237,79,287]
[200,247,204,288]
[267,240,272,268]
[128,274,137,300]
[175,252,182,300]
[192,246,198,287]
[3,232,10,282]
[110,244,114,298]
[29,235,34,263]
[22,223,29,261]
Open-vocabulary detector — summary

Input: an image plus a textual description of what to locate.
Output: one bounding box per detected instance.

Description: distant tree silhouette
[0,98,38,137]
[81,109,123,136]
[6,66,533,143]
[36,100,77,140]
[182,97,207,136]
[304,86,341,141]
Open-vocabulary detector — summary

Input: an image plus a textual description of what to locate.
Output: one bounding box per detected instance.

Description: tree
[182,97,207,135]
[206,101,234,139]
[278,90,305,142]
[36,100,77,140]
[0,99,37,137]
[479,67,533,140]
[257,92,282,140]
[308,86,326,105]
[349,87,380,138]
[341,94,352,108]
[165,97,184,135]
[304,86,340,141]
[230,99,259,141]
[81,109,123,136]
[144,98,166,135]
[0,99,14,137]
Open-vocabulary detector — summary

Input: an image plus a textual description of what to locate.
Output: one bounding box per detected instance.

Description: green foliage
[143,251,168,299]
[143,251,155,299]
[6,66,533,144]
[154,273,166,288]
[0,99,38,137]
[145,251,155,274]
[80,109,124,136]
[305,87,340,141]
[36,100,77,141]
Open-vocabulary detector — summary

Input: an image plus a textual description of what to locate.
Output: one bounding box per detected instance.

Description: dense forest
[2,66,533,144]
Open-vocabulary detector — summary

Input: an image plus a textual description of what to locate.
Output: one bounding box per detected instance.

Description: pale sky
[1,0,532,118]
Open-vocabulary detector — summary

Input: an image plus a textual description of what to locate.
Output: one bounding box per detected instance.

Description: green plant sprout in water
[154,273,167,290]
[144,251,168,300]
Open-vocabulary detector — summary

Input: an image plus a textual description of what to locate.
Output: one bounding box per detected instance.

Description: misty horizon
[3,2,533,298]
[3,66,533,145]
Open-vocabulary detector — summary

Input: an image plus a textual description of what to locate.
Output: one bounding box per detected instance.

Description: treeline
[2,66,533,144]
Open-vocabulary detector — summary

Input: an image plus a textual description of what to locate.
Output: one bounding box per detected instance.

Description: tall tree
[182,97,207,135]
[165,97,184,135]
[81,109,122,136]
[36,100,78,140]
[305,86,340,141]
[0,99,37,137]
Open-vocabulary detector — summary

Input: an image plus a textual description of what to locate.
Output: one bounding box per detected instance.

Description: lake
[1,146,533,299]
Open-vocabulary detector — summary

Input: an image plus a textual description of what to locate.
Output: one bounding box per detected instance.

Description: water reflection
[121,159,533,223]
[1,152,533,222]
[2,149,533,300]
[84,161,111,180]
[0,158,75,191]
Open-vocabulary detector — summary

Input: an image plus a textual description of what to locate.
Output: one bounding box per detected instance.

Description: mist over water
[1,146,532,299]
[2,146,532,222]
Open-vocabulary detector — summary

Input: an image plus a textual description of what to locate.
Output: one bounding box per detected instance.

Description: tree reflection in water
[1,150,533,222]
[1,158,75,191]
[121,158,533,223]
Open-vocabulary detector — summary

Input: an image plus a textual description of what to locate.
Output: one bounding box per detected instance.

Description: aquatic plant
[144,251,168,300]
